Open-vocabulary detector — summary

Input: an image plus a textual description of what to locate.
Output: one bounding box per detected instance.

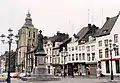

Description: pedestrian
[72,68,74,77]
[78,68,82,76]
[65,69,67,77]
[96,67,101,79]
[86,66,90,76]
[87,65,90,75]
[61,69,64,77]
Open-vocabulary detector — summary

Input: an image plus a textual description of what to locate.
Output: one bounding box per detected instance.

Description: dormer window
[89,36,93,42]
[114,34,118,43]
[103,30,108,33]
[81,40,85,43]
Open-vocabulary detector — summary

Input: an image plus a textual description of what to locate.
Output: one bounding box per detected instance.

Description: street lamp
[0,28,18,83]
[109,39,117,80]
[14,35,19,72]
[63,47,68,77]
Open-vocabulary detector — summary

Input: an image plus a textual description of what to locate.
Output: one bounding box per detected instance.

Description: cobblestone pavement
[4,76,120,83]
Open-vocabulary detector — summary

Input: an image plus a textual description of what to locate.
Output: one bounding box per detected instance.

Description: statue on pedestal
[36,30,44,53]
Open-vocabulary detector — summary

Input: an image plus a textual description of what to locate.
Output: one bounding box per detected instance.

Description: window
[115,47,119,56]
[105,48,109,58]
[86,46,90,52]
[61,55,63,63]
[104,39,108,46]
[91,45,95,51]
[98,41,102,47]
[29,31,30,37]
[32,39,35,47]
[79,46,81,51]
[99,49,102,58]
[48,66,50,74]
[82,46,85,50]
[105,61,110,73]
[69,54,71,61]
[50,56,52,63]
[55,50,57,55]
[72,54,74,61]
[75,46,78,50]
[69,47,71,51]
[64,57,66,63]
[87,53,90,61]
[72,47,74,51]
[115,60,120,73]
[92,53,95,61]
[33,32,35,38]
[76,54,78,60]
[114,34,118,43]
[79,54,81,60]
[82,53,85,60]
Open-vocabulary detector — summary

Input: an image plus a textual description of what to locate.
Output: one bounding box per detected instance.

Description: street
[3,76,120,83]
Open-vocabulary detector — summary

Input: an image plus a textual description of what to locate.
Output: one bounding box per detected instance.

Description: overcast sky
[0,0,120,54]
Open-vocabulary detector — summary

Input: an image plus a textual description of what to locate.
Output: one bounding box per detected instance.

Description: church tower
[17,11,38,72]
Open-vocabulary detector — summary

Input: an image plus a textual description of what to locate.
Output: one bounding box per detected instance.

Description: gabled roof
[75,24,99,43]
[48,32,69,46]
[60,38,72,47]
[76,27,89,41]
[96,14,119,37]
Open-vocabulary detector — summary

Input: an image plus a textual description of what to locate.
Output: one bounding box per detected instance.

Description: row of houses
[44,12,120,76]
[1,11,120,76]
[0,50,17,73]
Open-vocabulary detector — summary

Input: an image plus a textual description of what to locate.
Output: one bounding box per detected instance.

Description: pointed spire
[22,10,34,28]
[27,9,31,17]
[28,9,30,14]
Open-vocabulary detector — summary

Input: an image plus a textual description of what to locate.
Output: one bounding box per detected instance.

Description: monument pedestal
[21,52,61,81]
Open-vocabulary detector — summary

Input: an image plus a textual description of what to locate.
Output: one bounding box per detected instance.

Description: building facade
[17,12,38,73]
[0,54,6,73]
[96,12,120,76]
[67,24,99,76]
[44,32,69,76]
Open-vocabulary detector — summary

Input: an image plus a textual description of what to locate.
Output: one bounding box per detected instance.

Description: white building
[0,59,5,73]
[0,54,6,73]
[44,32,69,76]
[67,24,99,76]
[44,40,54,75]
[96,12,120,76]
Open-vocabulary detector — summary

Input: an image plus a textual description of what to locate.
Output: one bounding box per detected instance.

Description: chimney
[88,24,91,28]
[106,17,109,21]
[57,31,60,35]
[88,24,92,33]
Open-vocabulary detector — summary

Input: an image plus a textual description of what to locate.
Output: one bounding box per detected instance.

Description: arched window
[29,31,30,37]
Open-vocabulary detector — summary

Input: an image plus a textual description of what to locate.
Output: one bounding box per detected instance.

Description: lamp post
[63,47,68,77]
[14,35,19,72]
[0,28,18,83]
[109,39,117,80]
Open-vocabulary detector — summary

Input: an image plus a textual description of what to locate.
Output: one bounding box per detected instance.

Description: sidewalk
[73,75,120,80]
[11,76,120,83]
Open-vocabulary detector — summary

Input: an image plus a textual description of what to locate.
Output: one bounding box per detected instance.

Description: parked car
[12,72,26,78]
[12,72,21,78]
[19,73,26,77]
[0,74,7,82]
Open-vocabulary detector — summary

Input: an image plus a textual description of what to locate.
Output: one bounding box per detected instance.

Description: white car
[0,74,7,82]
[19,73,26,77]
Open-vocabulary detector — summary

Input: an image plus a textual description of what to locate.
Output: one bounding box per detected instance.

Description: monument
[33,30,48,75]
[21,30,61,81]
